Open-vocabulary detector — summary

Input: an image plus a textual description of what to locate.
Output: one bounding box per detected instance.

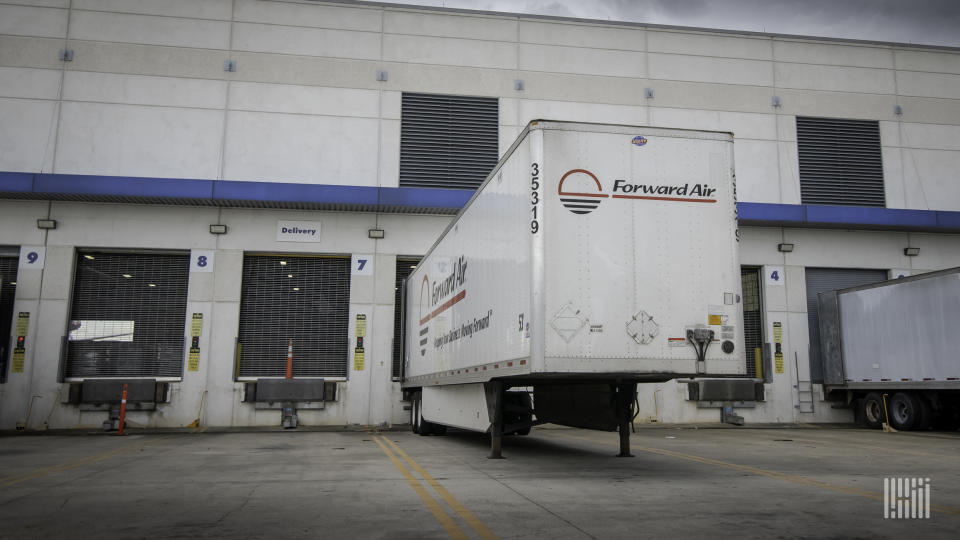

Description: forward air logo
[417,256,468,356]
[558,168,718,215]
[559,169,608,215]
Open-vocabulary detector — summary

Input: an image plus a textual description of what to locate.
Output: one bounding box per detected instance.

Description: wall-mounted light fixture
[37,219,57,230]
[777,243,794,253]
[514,79,525,91]
[904,247,920,256]
[376,70,388,81]
[894,104,903,116]
[368,228,385,239]
[771,95,781,108]
[209,224,228,235]
[644,87,654,99]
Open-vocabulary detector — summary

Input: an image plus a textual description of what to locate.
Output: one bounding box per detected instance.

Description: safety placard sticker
[191,313,203,337]
[188,348,200,371]
[353,347,365,371]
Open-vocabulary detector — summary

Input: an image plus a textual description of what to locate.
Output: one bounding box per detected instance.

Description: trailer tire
[889,392,921,431]
[411,394,422,434]
[861,393,885,429]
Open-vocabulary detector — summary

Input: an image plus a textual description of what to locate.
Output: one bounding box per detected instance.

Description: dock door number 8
[531,163,540,234]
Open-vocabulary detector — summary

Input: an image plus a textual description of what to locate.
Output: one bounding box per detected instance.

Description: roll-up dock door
[1,253,19,382]
[805,268,887,383]
[237,255,350,378]
[65,251,190,379]
[393,258,420,380]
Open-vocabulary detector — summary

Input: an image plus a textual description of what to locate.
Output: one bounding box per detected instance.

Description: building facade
[1,0,958,429]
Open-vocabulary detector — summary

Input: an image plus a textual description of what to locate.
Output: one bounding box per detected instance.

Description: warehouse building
[1,0,958,430]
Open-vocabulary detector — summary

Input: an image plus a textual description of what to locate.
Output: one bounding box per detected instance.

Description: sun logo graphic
[558,169,609,215]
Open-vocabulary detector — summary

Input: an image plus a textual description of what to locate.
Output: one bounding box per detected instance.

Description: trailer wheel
[411,394,421,434]
[861,393,885,429]
[889,392,921,431]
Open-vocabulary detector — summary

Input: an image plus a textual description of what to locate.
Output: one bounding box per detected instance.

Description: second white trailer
[403,121,745,456]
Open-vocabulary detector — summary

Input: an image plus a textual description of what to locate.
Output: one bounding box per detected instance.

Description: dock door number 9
[530,163,540,234]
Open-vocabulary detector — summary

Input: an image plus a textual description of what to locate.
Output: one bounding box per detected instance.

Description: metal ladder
[794,353,815,413]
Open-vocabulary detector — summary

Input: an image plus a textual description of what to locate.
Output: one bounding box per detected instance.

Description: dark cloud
[376,0,960,47]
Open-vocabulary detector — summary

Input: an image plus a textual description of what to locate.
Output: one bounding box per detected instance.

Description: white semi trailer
[402,121,745,457]
[817,267,960,430]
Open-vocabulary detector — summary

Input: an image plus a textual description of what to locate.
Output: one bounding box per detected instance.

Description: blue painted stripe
[214,180,378,205]
[0,172,35,192]
[3,171,959,231]
[35,173,215,199]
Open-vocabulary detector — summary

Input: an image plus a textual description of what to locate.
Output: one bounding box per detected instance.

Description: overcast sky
[369,0,960,48]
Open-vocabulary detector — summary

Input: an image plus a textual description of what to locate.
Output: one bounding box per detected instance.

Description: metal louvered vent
[805,268,886,383]
[393,258,420,380]
[797,117,885,207]
[237,255,349,378]
[1,256,19,383]
[66,251,189,379]
[740,267,762,379]
[400,92,499,190]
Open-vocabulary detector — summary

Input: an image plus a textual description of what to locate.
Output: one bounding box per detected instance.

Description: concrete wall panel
[649,107,775,140]
[896,71,960,100]
[235,0,381,32]
[519,20,644,51]
[0,4,67,39]
[222,111,379,185]
[649,53,772,86]
[519,43,645,78]
[0,97,58,173]
[69,10,231,49]
[649,30,770,60]
[731,139,780,203]
[228,82,379,117]
[0,66,61,100]
[55,101,223,178]
[895,49,960,75]
[383,34,516,70]
[68,40,227,80]
[773,40,893,69]
[775,63,895,94]
[385,10,516,42]
[63,71,228,109]
[74,0,233,20]
[517,99,647,126]
[232,22,381,60]
[0,35,64,70]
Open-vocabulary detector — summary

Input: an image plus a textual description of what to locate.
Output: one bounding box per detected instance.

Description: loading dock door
[393,258,420,380]
[0,255,18,382]
[237,255,349,378]
[740,267,763,379]
[805,268,886,383]
[66,251,190,378]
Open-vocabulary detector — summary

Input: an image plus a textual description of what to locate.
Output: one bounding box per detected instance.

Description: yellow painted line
[382,436,499,540]
[0,436,172,489]
[372,436,467,540]
[551,431,960,517]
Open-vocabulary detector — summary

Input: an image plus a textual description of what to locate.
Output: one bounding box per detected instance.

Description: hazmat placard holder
[11,312,29,373]
[188,313,202,371]
[353,314,366,371]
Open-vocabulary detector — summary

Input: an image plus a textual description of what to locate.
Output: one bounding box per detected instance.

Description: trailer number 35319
[530,163,540,234]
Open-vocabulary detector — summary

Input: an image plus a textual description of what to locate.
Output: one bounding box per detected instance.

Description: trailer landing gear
[616,382,637,457]
[487,382,505,459]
